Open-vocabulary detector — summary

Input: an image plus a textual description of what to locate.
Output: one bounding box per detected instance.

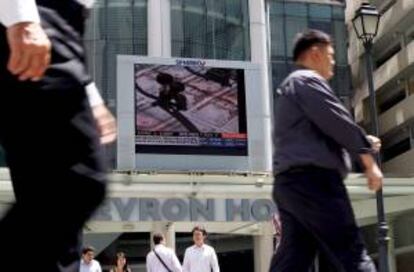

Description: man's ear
[309,46,320,61]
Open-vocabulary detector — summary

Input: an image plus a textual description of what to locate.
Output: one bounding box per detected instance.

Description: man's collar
[194,243,206,249]
[292,64,327,82]
[294,63,311,71]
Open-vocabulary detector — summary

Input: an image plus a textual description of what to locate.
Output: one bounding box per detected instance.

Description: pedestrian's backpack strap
[153,250,173,272]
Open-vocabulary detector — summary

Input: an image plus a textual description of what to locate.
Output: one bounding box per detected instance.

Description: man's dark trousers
[0,2,106,271]
[269,167,376,272]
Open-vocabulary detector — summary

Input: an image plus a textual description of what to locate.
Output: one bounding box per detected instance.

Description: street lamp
[352,2,389,272]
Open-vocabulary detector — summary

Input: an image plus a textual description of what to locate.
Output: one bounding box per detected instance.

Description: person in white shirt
[183,226,220,272]
[80,246,102,272]
[147,233,183,272]
[0,1,116,271]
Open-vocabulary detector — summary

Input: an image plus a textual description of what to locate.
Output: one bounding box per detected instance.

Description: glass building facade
[171,0,251,61]
[82,0,350,108]
[0,0,351,167]
[269,0,351,98]
[84,0,148,106]
[83,0,251,107]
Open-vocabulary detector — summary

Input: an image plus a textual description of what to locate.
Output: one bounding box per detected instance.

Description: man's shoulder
[288,69,323,83]
[161,245,175,254]
[277,69,320,95]
[153,245,175,255]
[92,259,101,267]
[280,69,331,95]
[204,244,216,252]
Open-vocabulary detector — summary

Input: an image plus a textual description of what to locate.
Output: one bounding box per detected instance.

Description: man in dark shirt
[270,30,382,272]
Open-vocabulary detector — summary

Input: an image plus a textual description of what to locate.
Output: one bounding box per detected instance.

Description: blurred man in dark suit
[0,1,116,271]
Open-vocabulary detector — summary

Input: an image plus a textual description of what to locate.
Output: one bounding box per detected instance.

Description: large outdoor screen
[134,63,248,155]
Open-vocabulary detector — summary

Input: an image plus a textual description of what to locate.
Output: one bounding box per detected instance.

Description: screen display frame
[134,63,248,156]
[117,56,272,172]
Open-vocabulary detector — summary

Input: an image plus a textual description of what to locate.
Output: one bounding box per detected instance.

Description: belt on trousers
[279,165,339,175]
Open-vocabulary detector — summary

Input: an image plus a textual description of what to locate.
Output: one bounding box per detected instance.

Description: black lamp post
[352,2,389,272]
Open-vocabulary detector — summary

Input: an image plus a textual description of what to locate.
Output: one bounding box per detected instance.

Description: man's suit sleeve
[295,75,373,156]
[0,0,40,27]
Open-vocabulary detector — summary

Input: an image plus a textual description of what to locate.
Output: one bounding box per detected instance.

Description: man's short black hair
[153,233,164,245]
[82,246,95,255]
[191,225,207,236]
[293,29,332,61]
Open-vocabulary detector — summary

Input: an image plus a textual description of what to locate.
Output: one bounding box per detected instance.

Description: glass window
[308,20,332,34]
[332,6,344,20]
[333,20,347,65]
[183,8,206,58]
[285,3,307,17]
[172,0,250,60]
[185,0,204,8]
[209,0,226,14]
[285,17,307,58]
[269,2,284,16]
[308,5,332,34]
[309,4,332,20]
[171,0,182,6]
[270,16,286,59]
[269,0,351,96]
[84,0,148,104]
[227,0,243,19]
[171,1,185,56]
